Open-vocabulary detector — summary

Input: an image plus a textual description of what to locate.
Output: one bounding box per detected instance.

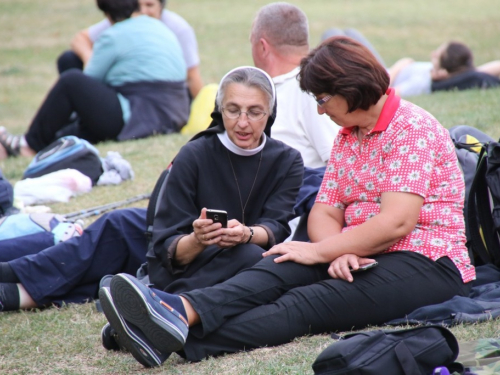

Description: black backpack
[466,141,500,267]
[448,125,500,267]
[312,326,462,375]
[431,70,500,93]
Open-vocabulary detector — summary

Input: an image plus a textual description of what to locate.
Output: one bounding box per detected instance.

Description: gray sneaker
[110,273,189,354]
[99,287,171,367]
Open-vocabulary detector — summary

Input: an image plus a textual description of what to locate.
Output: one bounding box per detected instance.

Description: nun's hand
[192,208,223,246]
[218,219,246,248]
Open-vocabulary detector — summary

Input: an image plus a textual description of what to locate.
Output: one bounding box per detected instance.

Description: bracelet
[245,226,254,244]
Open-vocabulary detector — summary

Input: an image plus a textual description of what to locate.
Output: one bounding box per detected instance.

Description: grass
[0,0,500,373]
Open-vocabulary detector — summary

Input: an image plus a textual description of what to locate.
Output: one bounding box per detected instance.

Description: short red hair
[299,36,389,112]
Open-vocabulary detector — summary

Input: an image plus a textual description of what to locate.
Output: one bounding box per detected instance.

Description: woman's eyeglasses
[316,95,333,107]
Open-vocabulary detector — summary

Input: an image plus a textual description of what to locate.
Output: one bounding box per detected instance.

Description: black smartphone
[206,209,228,228]
[349,261,378,273]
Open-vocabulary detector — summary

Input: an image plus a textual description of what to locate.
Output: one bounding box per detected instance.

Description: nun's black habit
[147,67,304,291]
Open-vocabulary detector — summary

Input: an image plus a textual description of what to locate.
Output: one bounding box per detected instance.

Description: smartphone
[206,209,228,228]
[349,261,378,273]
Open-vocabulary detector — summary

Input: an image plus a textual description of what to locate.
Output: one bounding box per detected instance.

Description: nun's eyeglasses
[222,107,267,121]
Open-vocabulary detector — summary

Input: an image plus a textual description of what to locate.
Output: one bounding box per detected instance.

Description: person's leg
[138,255,327,334]
[0,232,57,262]
[107,255,328,355]
[343,29,386,67]
[7,208,147,307]
[102,243,267,357]
[320,28,347,41]
[24,69,123,152]
[181,252,471,361]
[157,243,268,294]
[56,51,84,74]
[179,255,328,335]
[320,28,386,68]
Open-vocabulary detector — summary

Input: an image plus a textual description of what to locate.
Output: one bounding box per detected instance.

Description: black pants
[57,50,84,74]
[25,69,123,151]
[180,251,471,361]
[155,244,267,294]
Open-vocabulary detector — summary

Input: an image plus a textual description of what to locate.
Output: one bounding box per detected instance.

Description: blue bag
[22,136,103,185]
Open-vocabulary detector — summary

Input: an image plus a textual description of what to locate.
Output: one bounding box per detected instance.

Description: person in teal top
[84,13,187,134]
[85,15,186,85]
[0,0,190,160]
[56,0,203,99]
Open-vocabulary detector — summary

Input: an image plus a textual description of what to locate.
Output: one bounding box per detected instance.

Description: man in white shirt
[250,2,340,169]
[57,0,203,99]
[250,3,340,240]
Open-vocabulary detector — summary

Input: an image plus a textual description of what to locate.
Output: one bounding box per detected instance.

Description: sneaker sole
[99,287,166,367]
[110,274,186,353]
[100,323,121,351]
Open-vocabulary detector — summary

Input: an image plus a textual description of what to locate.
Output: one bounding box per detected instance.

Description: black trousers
[25,69,123,151]
[155,244,267,294]
[57,50,84,74]
[180,251,472,361]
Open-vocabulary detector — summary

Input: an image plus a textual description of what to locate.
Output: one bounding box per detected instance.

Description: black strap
[144,166,171,241]
[467,147,494,265]
[394,342,421,375]
[483,143,500,266]
[453,140,483,153]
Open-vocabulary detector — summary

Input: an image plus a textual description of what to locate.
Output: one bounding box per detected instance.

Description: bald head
[252,2,309,54]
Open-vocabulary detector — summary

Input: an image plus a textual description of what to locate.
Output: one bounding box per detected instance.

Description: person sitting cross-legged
[98,65,303,367]
[0,0,189,160]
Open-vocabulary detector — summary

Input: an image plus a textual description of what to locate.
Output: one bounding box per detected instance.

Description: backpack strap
[467,146,498,265]
[144,164,172,242]
[137,164,172,283]
[394,342,421,375]
[483,143,500,266]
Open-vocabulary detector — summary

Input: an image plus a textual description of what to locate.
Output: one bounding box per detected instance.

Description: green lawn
[1,0,500,373]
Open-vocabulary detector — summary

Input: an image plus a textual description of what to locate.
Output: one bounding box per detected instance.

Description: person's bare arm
[388,57,414,85]
[307,203,344,243]
[187,66,203,99]
[430,67,450,81]
[71,29,94,66]
[477,60,500,77]
[264,191,423,265]
[313,191,423,261]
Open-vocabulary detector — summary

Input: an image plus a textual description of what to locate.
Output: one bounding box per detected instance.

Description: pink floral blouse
[316,89,475,283]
